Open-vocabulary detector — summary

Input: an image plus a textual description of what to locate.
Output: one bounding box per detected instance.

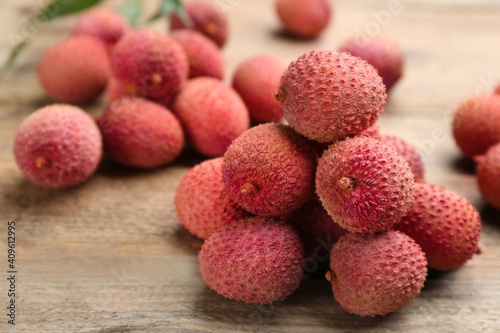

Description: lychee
[275,51,387,143]
[105,77,127,104]
[356,123,381,140]
[328,230,427,317]
[452,94,500,158]
[37,35,111,102]
[170,0,229,48]
[379,134,425,182]
[175,157,248,239]
[199,217,304,304]
[171,29,225,80]
[171,77,250,157]
[232,55,286,123]
[339,36,404,92]
[13,104,102,189]
[476,143,500,210]
[393,183,481,271]
[98,97,184,168]
[111,30,188,101]
[316,137,415,233]
[222,123,316,217]
[275,0,332,39]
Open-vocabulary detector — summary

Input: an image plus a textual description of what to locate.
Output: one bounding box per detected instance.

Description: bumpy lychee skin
[476,143,500,210]
[175,158,248,239]
[171,29,225,80]
[329,230,427,317]
[222,123,316,217]
[275,0,331,39]
[339,36,404,92]
[37,35,111,102]
[380,134,425,183]
[356,123,381,140]
[98,97,184,168]
[172,77,250,157]
[199,217,304,304]
[316,137,415,233]
[71,8,131,49]
[452,94,500,158]
[13,104,102,189]
[111,30,188,100]
[275,51,387,143]
[394,183,481,271]
[232,55,286,123]
[170,0,228,48]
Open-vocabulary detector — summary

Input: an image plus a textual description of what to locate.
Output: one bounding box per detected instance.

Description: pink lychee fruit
[170,0,229,48]
[328,230,427,317]
[199,216,304,304]
[379,134,425,183]
[452,94,500,158]
[98,97,184,168]
[356,123,382,140]
[339,36,404,92]
[37,35,111,102]
[222,123,316,217]
[275,51,387,143]
[111,30,188,101]
[13,104,102,189]
[171,77,250,157]
[174,157,248,239]
[105,77,128,104]
[316,137,415,233]
[232,55,286,123]
[275,0,332,39]
[393,183,482,271]
[476,143,500,210]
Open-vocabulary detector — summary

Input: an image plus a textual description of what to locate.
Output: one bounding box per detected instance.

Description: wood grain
[1,0,500,332]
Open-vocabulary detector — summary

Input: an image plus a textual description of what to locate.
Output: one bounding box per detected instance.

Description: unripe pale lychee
[232,55,286,123]
[171,29,225,80]
[37,36,111,102]
[380,134,425,183]
[476,143,500,210]
[199,217,304,304]
[329,230,427,317]
[175,157,248,239]
[316,137,415,233]
[170,0,229,48]
[452,94,500,158]
[98,97,184,168]
[111,30,188,101]
[275,51,387,143]
[339,36,404,92]
[275,0,332,39]
[13,104,102,189]
[393,183,481,271]
[172,77,250,157]
[223,123,316,217]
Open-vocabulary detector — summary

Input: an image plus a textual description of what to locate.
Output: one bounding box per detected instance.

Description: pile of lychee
[175,50,482,317]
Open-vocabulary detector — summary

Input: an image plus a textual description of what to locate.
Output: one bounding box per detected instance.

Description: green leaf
[117,0,142,27]
[36,0,104,22]
[0,40,29,81]
[150,0,192,27]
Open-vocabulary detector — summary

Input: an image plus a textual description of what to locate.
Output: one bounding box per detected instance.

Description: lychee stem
[241,182,257,196]
[148,73,163,86]
[35,156,50,169]
[273,89,286,103]
[339,177,354,191]
[325,270,331,282]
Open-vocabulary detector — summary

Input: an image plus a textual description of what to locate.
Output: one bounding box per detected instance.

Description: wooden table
[1,0,500,332]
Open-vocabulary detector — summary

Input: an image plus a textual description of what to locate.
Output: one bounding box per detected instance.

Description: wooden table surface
[1,0,500,332]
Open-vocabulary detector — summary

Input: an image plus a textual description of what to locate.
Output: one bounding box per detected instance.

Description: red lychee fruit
[111,30,188,101]
[393,183,481,271]
[328,230,427,317]
[175,157,248,239]
[98,97,184,168]
[170,0,229,48]
[232,55,286,123]
[172,77,250,157]
[275,0,332,39]
[275,51,387,143]
[222,123,316,217]
[105,77,127,104]
[171,29,225,80]
[37,35,111,102]
[476,143,500,209]
[339,36,404,92]
[380,134,425,182]
[13,104,102,189]
[71,8,131,51]
[316,137,415,233]
[356,123,381,140]
[199,217,304,304]
[452,94,500,158]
